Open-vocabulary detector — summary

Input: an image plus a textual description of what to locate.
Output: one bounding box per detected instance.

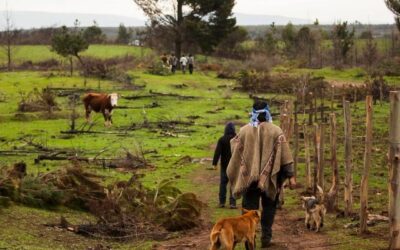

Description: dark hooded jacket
[212,123,236,168]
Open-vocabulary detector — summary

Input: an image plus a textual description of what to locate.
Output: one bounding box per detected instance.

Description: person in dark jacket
[212,122,237,209]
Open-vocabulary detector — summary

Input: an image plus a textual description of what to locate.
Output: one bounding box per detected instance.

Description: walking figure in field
[160,53,169,67]
[227,101,296,248]
[83,93,118,127]
[212,122,237,209]
[169,53,178,73]
[188,54,194,74]
[180,54,188,74]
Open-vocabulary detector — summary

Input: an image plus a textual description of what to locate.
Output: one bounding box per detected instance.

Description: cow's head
[108,93,118,107]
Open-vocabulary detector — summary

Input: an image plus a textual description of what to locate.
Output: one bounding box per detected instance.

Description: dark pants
[171,65,176,73]
[189,64,194,74]
[242,182,277,243]
[219,166,236,206]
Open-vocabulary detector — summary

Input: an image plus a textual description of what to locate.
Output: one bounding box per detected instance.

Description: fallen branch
[123,90,200,100]
[60,130,130,135]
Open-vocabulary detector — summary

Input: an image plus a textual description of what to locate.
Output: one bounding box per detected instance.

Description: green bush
[237,69,271,92]
[147,61,171,76]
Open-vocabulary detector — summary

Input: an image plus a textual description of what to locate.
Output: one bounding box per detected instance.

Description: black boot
[261,234,271,248]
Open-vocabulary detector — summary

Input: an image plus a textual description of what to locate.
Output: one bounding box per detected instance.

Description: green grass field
[0,45,394,249]
[0,45,150,65]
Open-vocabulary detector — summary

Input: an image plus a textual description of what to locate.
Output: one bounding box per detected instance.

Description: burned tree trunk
[389,91,400,249]
[360,96,373,233]
[326,113,339,212]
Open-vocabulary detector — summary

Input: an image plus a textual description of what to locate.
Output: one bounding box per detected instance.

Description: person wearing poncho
[227,101,296,248]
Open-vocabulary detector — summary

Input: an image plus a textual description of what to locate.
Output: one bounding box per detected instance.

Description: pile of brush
[0,162,204,240]
[17,87,59,113]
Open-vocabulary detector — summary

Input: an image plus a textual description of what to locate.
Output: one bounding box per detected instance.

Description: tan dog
[209,209,260,250]
[301,186,327,232]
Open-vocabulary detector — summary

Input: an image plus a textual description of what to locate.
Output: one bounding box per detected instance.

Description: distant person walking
[161,53,168,66]
[211,122,237,209]
[188,54,194,74]
[180,54,188,74]
[169,54,178,74]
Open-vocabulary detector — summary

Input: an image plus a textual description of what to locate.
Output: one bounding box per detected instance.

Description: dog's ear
[242,208,250,214]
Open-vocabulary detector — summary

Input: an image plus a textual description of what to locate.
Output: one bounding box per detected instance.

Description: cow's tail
[210,224,223,250]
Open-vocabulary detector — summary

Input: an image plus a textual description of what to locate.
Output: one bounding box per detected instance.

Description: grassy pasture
[0,45,395,249]
[0,45,150,65]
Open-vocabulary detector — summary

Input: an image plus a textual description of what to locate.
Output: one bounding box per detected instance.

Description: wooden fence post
[318,124,325,190]
[280,101,288,138]
[360,95,373,233]
[331,85,335,112]
[389,91,400,249]
[293,101,299,177]
[327,113,339,212]
[313,124,321,194]
[309,92,314,125]
[344,100,353,217]
[304,124,312,190]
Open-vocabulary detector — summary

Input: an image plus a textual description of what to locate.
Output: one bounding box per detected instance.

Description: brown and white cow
[83,93,118,127]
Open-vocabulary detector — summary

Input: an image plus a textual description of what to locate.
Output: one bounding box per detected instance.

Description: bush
[146,61,171,76]
[18,88,59,113]
[199,63,222,72]
[237,70,271,93]
[217,61,244,79]
[377,57,400,76]
[82,55,136,79]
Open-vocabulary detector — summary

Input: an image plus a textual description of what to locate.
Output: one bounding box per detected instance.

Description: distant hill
[0,11,311,29]
[234,13,310,25]
[0,11,146,29]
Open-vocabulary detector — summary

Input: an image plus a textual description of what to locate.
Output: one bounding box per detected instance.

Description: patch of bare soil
[269,210,331,250]
[154,162,332,250]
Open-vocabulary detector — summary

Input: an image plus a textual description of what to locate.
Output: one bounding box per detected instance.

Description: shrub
[217,61,244,79]
[146,61,171,76]
[199,63,222,72]
[237,70,271,93]
[18,88,59,113]
[377,57,400,76]
[82,55,136,79]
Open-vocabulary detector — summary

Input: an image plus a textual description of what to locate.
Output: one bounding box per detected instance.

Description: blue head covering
[250,104,272,127]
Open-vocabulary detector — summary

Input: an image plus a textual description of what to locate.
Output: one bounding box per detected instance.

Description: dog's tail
[316,185,324,203]
[210,224,223,250]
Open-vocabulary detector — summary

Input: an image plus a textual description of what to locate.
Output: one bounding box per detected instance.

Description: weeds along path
[155,164,332,250]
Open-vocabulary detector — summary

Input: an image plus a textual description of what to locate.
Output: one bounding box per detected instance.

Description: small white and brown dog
[301,186,326,232]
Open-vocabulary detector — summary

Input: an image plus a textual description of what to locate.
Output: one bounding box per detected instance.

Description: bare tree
[0,6,19,71]
[385,0,400,32]
[132,0,236,60]
[362,29,378,74]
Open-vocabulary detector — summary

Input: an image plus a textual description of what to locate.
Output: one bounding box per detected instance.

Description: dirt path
[153,163,332,250]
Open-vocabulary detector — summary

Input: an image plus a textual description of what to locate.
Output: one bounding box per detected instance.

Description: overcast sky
[0,0,396,24]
